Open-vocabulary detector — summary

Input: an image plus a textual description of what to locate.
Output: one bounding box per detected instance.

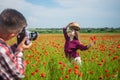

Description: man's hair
[0,8,27,33]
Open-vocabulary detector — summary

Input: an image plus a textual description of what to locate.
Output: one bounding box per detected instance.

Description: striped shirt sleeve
[0,43,25,79]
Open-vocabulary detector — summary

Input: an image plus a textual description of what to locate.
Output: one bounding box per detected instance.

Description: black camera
[17,27,38,45]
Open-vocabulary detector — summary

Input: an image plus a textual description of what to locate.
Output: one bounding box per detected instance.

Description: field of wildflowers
[9,33,120,80]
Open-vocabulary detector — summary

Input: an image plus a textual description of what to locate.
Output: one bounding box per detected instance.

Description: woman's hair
[73,31,79,40]
[0,8,27,34]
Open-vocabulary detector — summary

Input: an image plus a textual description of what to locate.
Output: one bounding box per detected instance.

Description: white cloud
[0,0,120,28]
[0,0,27,11]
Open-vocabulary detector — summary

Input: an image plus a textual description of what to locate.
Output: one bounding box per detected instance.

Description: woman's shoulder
[74,40,84,45]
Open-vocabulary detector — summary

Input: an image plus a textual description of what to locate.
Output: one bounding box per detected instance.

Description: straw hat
[68,22,80,31]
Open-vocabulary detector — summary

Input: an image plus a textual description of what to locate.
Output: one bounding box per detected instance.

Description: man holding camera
[0,9,32,80]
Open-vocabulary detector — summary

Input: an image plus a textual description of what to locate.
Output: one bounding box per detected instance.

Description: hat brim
[69,26,80,31]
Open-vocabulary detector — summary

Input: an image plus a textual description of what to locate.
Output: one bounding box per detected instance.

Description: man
[0,8,32,80]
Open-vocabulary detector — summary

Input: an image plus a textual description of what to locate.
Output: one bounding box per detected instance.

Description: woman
[63,22,95,65]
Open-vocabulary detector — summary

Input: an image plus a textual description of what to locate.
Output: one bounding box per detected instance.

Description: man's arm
[0,46,25,79]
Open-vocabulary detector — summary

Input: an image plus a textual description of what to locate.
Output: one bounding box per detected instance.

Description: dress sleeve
[76,41,88,50]
[63,27,69,40]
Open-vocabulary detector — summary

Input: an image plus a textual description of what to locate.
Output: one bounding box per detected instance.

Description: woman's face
[68,30,75,37]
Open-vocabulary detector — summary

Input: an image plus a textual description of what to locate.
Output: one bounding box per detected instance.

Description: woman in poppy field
[63,22,96,65]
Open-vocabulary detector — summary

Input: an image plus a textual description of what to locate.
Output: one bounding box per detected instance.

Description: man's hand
[16,37,32,51]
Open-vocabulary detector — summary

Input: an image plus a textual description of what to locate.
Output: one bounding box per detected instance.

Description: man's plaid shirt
[0,38,25,80]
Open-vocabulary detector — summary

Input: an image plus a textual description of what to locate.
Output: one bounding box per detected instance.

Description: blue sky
[0,0,120,28]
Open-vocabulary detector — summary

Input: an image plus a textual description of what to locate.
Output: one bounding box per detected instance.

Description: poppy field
[10,33,120,80]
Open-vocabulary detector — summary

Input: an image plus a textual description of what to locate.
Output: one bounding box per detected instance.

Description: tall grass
[8,34,119,80]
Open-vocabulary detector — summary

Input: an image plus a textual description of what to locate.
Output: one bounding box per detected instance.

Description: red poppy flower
[105,70,109,73]
[40,72,46,78]
[90,36,96,43]
[98,62,103,66]
[62,63,66,67]
[35,69,39,73]
[89,70,94,75]
[68,68,72,74]
[58,61,63,64]
[65,75,69,79]
[117,44,120,48]
[43,62,47,66]
[74,65,79,69]
[78,72,83,77]
[113,56,118,60]
[99,75,103,80]
[59,77,62,80]
[106,74,110,78]
[74,69,79,75]
[31,72,35,76]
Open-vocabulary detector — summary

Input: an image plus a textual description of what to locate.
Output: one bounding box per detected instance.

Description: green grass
[10,33,119,80]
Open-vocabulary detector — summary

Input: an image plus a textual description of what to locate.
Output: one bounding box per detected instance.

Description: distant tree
[100,28,105,31]
[87,29,92,33]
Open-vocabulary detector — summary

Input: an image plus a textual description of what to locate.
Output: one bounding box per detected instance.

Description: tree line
[29,27,120,34]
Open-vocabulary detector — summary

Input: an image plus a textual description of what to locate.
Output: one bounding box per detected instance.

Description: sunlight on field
[8,33,120,80]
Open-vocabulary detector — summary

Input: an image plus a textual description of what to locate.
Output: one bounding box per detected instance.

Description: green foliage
[18,33,120,80]
[29,27,120,34]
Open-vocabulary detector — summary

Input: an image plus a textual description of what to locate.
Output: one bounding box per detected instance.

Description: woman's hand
[87,36,96,48]
[90,36,96,44]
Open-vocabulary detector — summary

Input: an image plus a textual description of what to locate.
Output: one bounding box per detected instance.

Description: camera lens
[30,32,38,40]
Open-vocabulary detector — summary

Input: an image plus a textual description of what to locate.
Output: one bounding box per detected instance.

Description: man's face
[4,27,24,41]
